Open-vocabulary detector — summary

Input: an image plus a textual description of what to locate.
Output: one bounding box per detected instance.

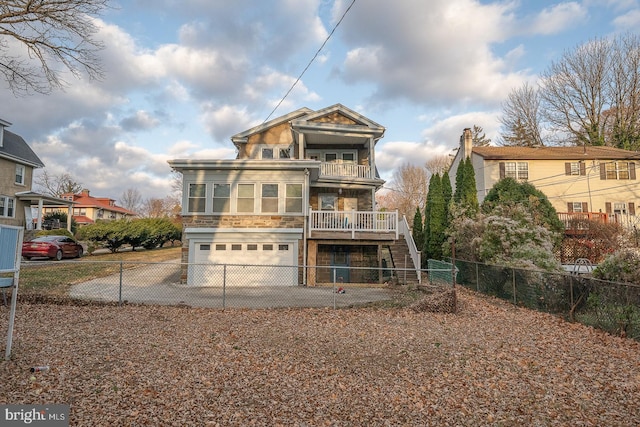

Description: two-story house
[0,118,73,234]
[449,128,640,231]
[43,189,137,226]
[169,104,420,287]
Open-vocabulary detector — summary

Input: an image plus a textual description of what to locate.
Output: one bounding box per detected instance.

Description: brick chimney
[81,189,90,196]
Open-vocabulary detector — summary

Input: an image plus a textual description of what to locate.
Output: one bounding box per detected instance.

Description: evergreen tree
[441,170,453,229]
[422,178,434,265]
[461,157,479,215]
[428,174,446,260]
[454,158,466,203]
[412,207,424,253]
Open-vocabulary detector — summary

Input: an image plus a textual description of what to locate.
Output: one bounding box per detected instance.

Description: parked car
[22,235,84,261]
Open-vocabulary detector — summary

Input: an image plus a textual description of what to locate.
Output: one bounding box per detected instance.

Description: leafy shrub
[593,249,640,284]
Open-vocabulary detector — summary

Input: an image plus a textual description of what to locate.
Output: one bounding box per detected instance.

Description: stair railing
[398,215,421,284]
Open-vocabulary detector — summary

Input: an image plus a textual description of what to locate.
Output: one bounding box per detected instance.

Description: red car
[22,235,84,261]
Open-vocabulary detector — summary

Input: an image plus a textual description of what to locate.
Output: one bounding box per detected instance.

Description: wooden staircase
[387,235,420,284]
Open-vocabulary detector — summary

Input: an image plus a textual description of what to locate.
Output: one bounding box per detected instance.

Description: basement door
[330,245,350,283]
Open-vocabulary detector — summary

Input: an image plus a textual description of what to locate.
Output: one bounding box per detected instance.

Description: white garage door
[189,241,298,287]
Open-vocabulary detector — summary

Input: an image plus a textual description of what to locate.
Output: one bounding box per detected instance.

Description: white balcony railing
[309,209,398,239]
[320,162,372,179]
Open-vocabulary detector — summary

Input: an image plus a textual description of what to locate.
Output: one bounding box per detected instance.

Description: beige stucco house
[0,119,72,234]
[449,128,640,230]
[169,104,420,287]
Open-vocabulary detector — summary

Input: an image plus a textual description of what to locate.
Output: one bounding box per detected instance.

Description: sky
[2,0,640,202]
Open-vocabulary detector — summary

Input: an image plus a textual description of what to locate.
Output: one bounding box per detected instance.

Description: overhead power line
[263,0,357,123]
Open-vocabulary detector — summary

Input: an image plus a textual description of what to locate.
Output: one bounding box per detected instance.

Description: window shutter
[600,163,607,180]
[580,162,586,175]
[567,202,573,213]
[630,202,636,216]
[630,162,636,180]
[605,202,612,214]
[499,162,505,179]
[565,163,571,175]
[582,202,589,212]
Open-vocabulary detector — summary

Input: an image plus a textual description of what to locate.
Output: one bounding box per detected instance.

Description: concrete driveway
[69,260,394,309]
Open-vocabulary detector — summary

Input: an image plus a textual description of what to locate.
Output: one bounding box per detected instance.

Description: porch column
[369,137,375,179]
[36,198,43,230]
[378,243,383,284]
[298,133,305,160]
[67,205,73,232]
[307,240,317,286]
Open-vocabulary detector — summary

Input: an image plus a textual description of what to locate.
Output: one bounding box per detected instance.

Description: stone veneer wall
[180,214,305,264]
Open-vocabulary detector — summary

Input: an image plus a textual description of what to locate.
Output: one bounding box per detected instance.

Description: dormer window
[261,148,274,159]
[259,145,291,159]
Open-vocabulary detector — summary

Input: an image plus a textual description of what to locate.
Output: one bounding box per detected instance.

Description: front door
[331,245,350,283]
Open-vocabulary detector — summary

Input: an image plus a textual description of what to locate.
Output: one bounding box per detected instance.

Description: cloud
[120,110,161,131]
[333,0,530,107]
[528,2,588,35]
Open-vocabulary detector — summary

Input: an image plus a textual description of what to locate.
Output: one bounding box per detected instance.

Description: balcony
[309,209,398,240]
[320,162,372,179]
[558,212,610,235]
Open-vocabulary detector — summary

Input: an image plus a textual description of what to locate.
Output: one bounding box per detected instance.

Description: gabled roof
[60,191,137,216]
[472,145,640,161]
[0,128,45,168]
[297,103,384,129]
[231,107,314,147]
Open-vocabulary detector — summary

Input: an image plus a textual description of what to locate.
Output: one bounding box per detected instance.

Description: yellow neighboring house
[450,128,640,230]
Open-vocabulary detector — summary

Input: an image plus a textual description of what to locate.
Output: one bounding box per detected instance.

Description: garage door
[189,241,298,287]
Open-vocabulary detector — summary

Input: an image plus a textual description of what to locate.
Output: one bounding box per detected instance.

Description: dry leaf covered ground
[1,287,639,426]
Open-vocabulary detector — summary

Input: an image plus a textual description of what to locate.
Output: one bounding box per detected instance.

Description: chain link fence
[455,259,640,339]
[10,261,431,309]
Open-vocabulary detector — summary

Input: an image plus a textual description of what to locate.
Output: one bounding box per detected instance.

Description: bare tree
[0,0,109,95]
[138,196,180,218]
[378,163,429,220]
[471,125,491,147]
[606,33,640,151]
[34,170,82,197]
[498,82,544,147]
[539,37,611,146]
[424,154,452,175]
[119,188,143,213]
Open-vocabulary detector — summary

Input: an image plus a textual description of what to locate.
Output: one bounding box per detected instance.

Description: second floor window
[15,165,25,185]
[601,161,636,180]
[237,184,254,213]
[188,184,206,213]
[565,162,586,176]
[500,162,528,180]
[213,184,231,213]
[261,184,278,213]
[285,184,303,213]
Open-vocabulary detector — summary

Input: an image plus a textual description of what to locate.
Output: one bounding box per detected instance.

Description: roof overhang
[169,159,321,173]
[15,192,75,207]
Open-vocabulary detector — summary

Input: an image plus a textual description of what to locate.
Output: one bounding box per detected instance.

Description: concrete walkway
[69,260,394,309]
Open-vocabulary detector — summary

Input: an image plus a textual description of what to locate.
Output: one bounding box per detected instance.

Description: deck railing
[398,215,421,284]
[309,209,398,239]
[320,162,371,179]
